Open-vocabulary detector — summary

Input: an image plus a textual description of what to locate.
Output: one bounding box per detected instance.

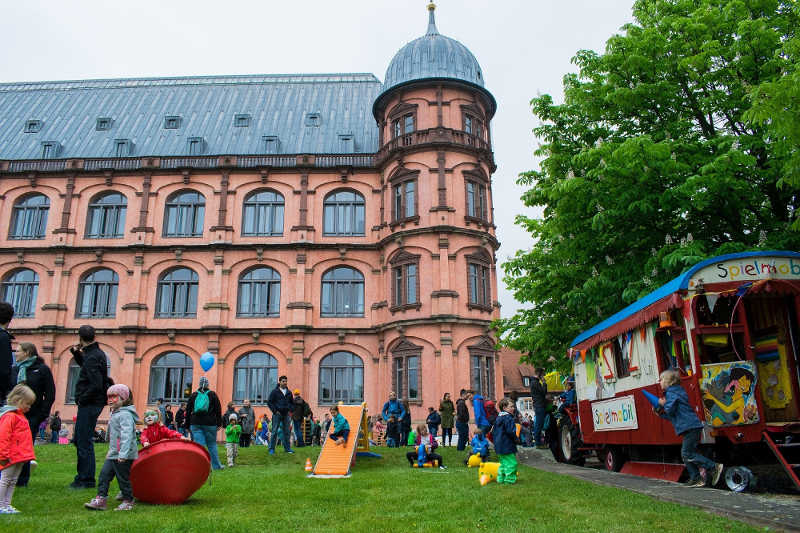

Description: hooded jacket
[17,356,55,422]
[0,407,35,469]
[472,394,489,427]
[290,396,311,422]
[439,399,455,428]
[106,405,139,461]
[140,422,183,447]
[238,405,256,433]
[493,411,518,455]
[267,386,294,415]
[426,410,441,430]
[659,384,704,436]
[73,342,110,407]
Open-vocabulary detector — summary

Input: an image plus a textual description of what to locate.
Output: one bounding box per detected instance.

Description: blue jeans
[270,413,292,452]
[190,424,223,470]
[178,427,189,437]
[428,425,438,439]
[74,404,104,484]
[681,428,716,481]
[456,421,469,450]
[50,429,59,443]
[533,407,546,446]
[293,419,305,447]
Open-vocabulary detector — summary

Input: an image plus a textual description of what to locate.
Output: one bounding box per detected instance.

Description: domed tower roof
[373,3,495,119]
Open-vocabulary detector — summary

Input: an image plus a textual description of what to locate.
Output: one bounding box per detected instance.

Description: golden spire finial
[426,2,438,35]
[428,2,436,11]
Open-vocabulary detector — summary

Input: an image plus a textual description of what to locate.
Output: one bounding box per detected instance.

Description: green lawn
[7,443,756,532]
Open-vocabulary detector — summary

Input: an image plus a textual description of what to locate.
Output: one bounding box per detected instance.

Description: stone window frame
[389,250,421,313]
[76,268,119,319]
[468,337,496,399]
[389,169,419,226]
[322,188,366,237]
[463,168,489,224]
[460,104,486,140]
[163,189,205,238]
[388,102,418,140]
[320,266,365,318]
[9,193,50,240]
[242,188,285,237]
[0,268,39,318]
[318,351,364,405]
[85,191,127,239]
[391,339,422,404]
[466,250,493,311]
[155,267,199,318]
[237,266,281,318]
[232,351,278,405]
[147,351,193,403]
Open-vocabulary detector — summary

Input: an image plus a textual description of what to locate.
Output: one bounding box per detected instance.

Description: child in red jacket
[0,384,37,514]
[140,410,188,447]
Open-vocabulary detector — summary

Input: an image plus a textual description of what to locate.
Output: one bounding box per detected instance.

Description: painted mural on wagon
[699,361,759,427]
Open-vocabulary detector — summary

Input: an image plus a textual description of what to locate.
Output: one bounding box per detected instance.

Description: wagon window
[611,339,630,378]
[695,294,740,326]
[696,332,746,365]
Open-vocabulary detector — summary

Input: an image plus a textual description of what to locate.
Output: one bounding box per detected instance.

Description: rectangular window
[24,120,42,133]
[407,355,419,400]
[114,139,131,157]
[263,136,280,154]
[187,137,204,156]
[394,358,404,401]
[96,117,112,131]
[164,116,181,129]
[392,263,419,307]
[339,135,354,152]
[234,114,251,127]
[305,113,321,127]
[466,181,487,220]
[403,114,414,134]
[392,180,417,221]
[468,263,491,307]
[41,142,58,159]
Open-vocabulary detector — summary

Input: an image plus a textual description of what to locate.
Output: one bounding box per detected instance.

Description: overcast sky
[0,0,635,317]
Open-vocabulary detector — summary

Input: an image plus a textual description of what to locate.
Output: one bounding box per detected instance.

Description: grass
[6,442,758,532]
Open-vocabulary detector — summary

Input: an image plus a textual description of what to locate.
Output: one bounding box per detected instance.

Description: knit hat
[198,376,209,389]
[106,384,130,401]
[229,413,238,420]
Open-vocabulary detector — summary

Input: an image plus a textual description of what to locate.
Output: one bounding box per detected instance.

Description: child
[140,409,188,447]
[494,398,519,484]
[406,424,445,470]
[0,384,37,514]
[225,413,242,467]
[85,384,138,511]
[372,416,385,445]
[656,369,724,488]
[386,415,400,448]
[328,406,349,446]
[466,428,489,464]
[256,414,270,446]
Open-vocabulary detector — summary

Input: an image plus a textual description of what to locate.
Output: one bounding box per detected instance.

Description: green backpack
[194,390,210,413]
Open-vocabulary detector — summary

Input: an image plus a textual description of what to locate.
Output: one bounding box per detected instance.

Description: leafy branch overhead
[496,0,800,371]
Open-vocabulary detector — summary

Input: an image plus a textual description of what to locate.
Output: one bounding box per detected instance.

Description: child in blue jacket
[657,369,723,488]
[494,398,519,484]
[465,428,489,464]
[328,405,350,446]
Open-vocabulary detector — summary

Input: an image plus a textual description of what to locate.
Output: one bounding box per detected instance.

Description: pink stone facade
[0,81,502,424]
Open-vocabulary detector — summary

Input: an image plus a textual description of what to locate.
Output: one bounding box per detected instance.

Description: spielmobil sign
[688,255,800,289]
[591,395,638,431]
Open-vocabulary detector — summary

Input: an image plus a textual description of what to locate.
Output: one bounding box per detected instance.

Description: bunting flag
[640,327,646,341]
[585,354,595,384]
[706,293,719,313]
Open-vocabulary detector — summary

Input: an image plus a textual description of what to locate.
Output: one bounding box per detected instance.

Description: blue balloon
[200,352,215,372]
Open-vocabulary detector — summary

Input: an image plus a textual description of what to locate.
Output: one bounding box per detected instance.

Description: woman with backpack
[185,376,223,470]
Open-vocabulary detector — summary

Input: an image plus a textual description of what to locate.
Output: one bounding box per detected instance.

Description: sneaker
[439,465,448,470]
[711,463,724,486]
[115,500,134,511]
[115,492,124,502]
[0,506,20,514]
[29,460,37,472]
[269,449,275,455]
[84,496,108,510]
[286,450,294,454]
[688,479,706,488]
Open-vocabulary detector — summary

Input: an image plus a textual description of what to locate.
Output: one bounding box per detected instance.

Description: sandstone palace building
[0,5,501,422]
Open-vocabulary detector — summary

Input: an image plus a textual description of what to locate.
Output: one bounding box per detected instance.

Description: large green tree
[497,0,800,371]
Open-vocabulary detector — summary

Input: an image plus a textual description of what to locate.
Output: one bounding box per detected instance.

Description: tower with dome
[0,4,500,425]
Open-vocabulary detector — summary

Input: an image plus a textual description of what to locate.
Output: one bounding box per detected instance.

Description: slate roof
[0,74,382,160]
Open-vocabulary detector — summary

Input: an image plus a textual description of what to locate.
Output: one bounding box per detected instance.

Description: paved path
[518,448,800,532]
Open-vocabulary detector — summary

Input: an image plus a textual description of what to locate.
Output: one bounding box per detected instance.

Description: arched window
[77,269,119,318]
[9,194,49,240]
[321,267,364,317]
[86,192,127,239]
[163,190,205,238]
[323,190,365,236]
[66,355,111,404]
[156,268,199,318]
[242,189,284,236]
[0,269,39,318]
[233,352,278,405]
[319,351,363,404]
[237,267,280,317]
[148,352,193,403]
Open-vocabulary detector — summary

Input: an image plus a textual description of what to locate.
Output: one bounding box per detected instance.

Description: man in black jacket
[290,391,311,448]
[0,301,15,406]
[70,325,110,489]
[267,375,294,455]
[455,389,470,450]
[530,367,548,448]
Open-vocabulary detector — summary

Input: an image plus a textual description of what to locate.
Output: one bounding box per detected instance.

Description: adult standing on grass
[530,367,548,449]
[238,399,255,447]
[49,411,61,444]
[381,391,405,422]
[439,393,455,446]
[186,376,224,470]
[70,325,111,489]
[0,302,15,406]
[400,399,412,446]
[467,390,491,437]
[455,389,470,450]
[267,375,294,455]
[175,402,188,437]
[290,391,311,447]
[13,342,55,487]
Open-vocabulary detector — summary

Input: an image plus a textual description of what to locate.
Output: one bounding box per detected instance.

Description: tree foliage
[496,0,800,371]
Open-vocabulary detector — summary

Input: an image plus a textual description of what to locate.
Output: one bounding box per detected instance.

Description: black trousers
[442,427,453,446]
[406,451,443,466]
[97,459,133,500]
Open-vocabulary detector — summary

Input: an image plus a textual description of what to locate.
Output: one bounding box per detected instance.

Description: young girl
[85,384,139,511]
[328,406,350,446]
[0,384,37,514]
[494,398,519,484]
[406,424,445,469]
[140,409,187,447]
[225,413,242,467]
[657,368,724,488]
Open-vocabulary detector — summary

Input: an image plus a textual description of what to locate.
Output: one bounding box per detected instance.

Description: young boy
[656,369,724,487]
[386,415,400,448]
[465,428,489,464]
[225,414,242,467]
[494,398,519,484]
[328,406,350,446]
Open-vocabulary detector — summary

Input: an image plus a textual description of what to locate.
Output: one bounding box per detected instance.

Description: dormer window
[114,139,132,157]
[305,113,321,127]
[263,136,280,154]
[24,120,42,133]
[187,137,205,155]
[96,117,112,131]
[164,116,181,129]
[40,141,60,159]
[234,114,251,128]
[338,134,354,152]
